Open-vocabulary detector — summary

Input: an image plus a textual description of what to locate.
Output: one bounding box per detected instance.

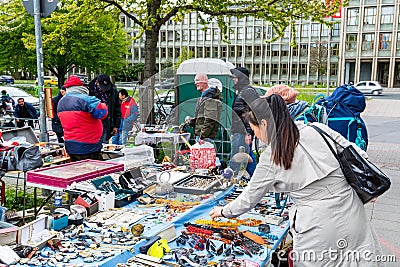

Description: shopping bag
[0,146,16,172]
[189,141,216,170]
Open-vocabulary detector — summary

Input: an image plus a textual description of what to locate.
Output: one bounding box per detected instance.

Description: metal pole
[33,0,48,142]
[327,20,332,96]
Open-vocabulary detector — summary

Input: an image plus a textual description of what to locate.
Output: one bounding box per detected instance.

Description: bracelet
[220,208,226,218]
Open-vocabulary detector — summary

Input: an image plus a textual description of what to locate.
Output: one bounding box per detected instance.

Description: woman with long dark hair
[210,94,383,266]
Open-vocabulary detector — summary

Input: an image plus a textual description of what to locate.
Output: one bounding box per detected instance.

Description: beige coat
[223,122,384,266]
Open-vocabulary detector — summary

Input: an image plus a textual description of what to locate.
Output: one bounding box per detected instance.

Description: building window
[381,6,394,24]
[175,31,180,41]
[237,46,243,57]
[245,45,252,57]
[281,44,289,57]
[300,44,308,57]
[311,24,320,37]
[205,47,211,57]
[190,13,197,24]
[265,44,270,57]
[283,28,290,38]
[331,43,339,56]
[213,29,219,40]
[345,34,357,51]
[161,47,166,58]
[397,32,400,51]
[364,7,376,25]
[362,34,375,51]
[272,64,279,75]
[160,31,166,42]
[332,23,340,37]
[167,31,174,42]
[291,64,298,75]
[245,64,252,74]
[183,14,189,24]
[299,64,307,75]
[182,30,188,41]
[254,64,261,74]
[255,26,262,39]
[379,33,392,50]
[221,46,227,58]
[197,30,203,41]
[272,44,279,57]
[254,46,261,57]
[197,47,203,57]
[175,48,180,58]
[229,46,235,58]
[301,24,309,37]
[229,28,235,40]
[237,27,244,40]
[246,27,253,39]
[190,30,196,41]
[281,64,288,75]
[168,48,173,58]
[321,25,329,37]
[213,47,219,57]
[330,63,338,76]
[347,8,359,26]
[292,45,298,57]
[205,29,211,41]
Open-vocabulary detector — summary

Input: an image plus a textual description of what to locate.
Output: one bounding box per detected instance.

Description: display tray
[26,159,124,188]
[172,174,221,195]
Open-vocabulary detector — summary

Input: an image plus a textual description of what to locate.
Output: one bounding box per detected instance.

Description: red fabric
[64,75,83,88]
[120,97,137,119]
[58,110,103,143]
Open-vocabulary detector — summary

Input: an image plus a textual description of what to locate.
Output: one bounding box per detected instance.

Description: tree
[309,41,329,84]
[97,0,342,122]
[0,0,36,78]
[174,47,195,69]
[0,0,128,86]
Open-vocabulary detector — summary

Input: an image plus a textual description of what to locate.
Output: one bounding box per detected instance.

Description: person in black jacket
[14,98,38,128]
[229,67,259,177]
[51,86,66,143]
[88,74,121,144]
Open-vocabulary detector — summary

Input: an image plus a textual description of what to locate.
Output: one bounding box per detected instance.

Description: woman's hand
[209,206,224,219]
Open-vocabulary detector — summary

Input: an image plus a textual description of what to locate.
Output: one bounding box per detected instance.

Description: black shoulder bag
[310,125,391,204]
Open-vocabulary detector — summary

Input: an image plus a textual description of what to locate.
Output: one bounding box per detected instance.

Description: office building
[121,0,399,88]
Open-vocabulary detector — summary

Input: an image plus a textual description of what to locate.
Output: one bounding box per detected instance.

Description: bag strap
[309,125,344,161]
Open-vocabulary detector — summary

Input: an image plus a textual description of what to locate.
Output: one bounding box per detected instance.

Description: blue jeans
[229,133,257,177]
[112,131,122,145]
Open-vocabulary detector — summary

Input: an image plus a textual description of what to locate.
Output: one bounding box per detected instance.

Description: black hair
[247,94,300,170]
[1,90,6,95]
[119,89,129,97]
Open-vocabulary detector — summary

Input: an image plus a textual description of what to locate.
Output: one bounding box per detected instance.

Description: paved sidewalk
[362,96,400,265]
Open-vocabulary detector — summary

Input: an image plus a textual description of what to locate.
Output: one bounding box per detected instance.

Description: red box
[26,160,124,188]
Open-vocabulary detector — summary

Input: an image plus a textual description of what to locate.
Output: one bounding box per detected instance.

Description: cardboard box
[18,215,55,250]
[95,191,115,211]
[0,221,18,245]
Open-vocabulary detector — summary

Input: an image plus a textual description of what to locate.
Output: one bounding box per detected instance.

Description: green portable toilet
[176,58,236,160]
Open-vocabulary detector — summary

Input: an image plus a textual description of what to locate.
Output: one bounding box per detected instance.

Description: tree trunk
[140,29,159,124]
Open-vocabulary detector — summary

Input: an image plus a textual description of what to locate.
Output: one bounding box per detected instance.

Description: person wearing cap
[51,86,67,143]
[265,84,309,119]
[88,74,121,144]
[229,67,259,178]
[58,75,108,161]
[193,73,222,144]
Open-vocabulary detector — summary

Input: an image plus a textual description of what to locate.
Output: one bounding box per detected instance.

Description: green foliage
[115,63,145,82]
[174,47,195,69]
[0,0,128,85]
[4,187,45,211]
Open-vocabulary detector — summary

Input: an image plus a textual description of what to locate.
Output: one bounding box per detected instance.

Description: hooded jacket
[58,85,108,155]
[231,74,260,135]
[194,87,222,139]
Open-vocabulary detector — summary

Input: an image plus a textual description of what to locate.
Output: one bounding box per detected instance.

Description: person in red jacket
[112,89,139,145]
[57,76,108,161]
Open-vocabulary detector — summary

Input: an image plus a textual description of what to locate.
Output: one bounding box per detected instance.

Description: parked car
[0,75,15,85]
[0,86,40,109]
[354,81,383,95]
[74,73,89,84]
[35,76,58,87]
